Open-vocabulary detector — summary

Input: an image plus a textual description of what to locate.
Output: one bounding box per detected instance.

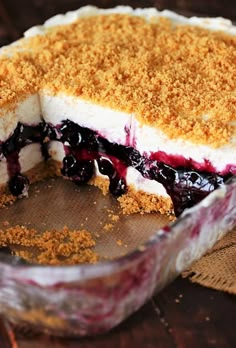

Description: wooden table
[0,1,235,347]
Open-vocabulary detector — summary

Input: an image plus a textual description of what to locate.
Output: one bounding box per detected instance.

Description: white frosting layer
[19,143,44,173]
[24,6,236,37]
[0,144,43,185]
[126,166,168,196]
[48,141,65,163]
[41,93,131,145]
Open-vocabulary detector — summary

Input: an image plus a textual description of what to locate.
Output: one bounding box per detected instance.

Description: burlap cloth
[182,227,236,294]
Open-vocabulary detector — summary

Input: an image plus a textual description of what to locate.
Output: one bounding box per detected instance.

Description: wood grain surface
[0,1,235,347]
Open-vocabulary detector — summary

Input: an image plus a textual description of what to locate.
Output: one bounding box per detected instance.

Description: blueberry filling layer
[0,120,232,216]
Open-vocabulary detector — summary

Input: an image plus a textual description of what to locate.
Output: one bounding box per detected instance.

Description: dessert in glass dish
[0,6,235,336]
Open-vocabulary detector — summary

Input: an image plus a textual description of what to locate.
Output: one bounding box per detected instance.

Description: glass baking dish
[0,176,235,337]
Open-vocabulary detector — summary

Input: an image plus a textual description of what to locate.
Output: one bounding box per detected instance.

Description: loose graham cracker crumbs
[1,14,236,147]
[0,225,98,265]
[104,223,114,231]
[116,239,123,246]
[0,187,16,208]
[111,214,119,222]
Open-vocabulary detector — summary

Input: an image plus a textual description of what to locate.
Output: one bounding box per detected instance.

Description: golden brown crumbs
[118,185,174,216]
[90,175,174,216]
[0,15,235,147]
[0,191,16,208]
[116,239,123,246]
[104,223,113,231]
[89,176,109,195]
[0,225,98,265]
[111,214,119,222]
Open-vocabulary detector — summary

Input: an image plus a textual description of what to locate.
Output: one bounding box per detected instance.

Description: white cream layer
[0,143,43,185]
[24,6,236,37]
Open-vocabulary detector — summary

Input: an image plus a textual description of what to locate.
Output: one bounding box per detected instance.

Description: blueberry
[162,169,225,216]
[60,120,81,147]
[98,138,125,160]
[2,123,43,157]
[97,157,116,178]
[189,171,201,184]
[159,165,177,183]
[62,154,94,184]
[72,160,94,185]
[2,136,18,157]
[40,122,57,141]
[109,175,127,196]
[127,148,141,166]
[8,174,29,197]
[79,128,99,151]
[61,155,79,177]
[97,157,127,196]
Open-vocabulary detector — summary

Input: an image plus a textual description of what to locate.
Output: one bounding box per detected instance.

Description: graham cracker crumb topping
[1,14,236,147]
